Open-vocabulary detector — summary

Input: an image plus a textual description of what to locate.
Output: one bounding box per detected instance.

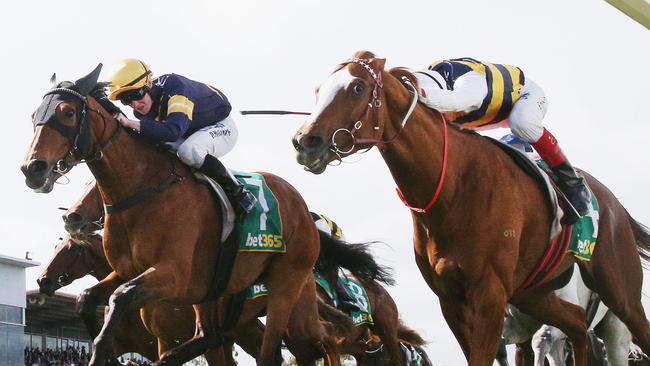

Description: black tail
[316,230,395,286]
[397,323,426,346]
[628,212,650,265]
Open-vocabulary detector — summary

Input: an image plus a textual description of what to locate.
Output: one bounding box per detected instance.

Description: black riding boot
[200,155,257,219]
[551,161,591,218]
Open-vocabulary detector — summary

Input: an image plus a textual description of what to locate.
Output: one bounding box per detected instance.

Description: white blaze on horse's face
[305,67,355,127]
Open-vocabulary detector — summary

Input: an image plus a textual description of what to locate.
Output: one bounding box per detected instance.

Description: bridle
[330,58,450,214]
[34,87,122,175]
[328,58,419,156]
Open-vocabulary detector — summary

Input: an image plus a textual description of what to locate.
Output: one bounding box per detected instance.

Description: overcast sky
[1,0,648,365]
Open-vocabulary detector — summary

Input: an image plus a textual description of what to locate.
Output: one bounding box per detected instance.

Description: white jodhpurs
[508,79,548,143]
[173,115,239,168]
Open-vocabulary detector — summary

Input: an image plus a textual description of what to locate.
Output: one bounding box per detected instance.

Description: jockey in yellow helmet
[415,58,591,222]
[107,58,256,218]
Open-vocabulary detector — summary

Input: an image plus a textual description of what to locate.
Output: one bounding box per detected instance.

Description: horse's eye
[63,109,75,118]
[352,82,365,95]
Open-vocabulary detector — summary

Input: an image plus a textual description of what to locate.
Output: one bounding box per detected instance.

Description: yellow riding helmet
[107,58,153,101]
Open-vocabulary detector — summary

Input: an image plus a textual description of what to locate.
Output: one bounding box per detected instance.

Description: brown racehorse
[21,66,340,366]
[292,50,650,366]
[60,179,424,366]
[36,234,271,366]
[316,274,427,366]
[61,179,403,366]
[312,233,422,366]
[37,234,158,363]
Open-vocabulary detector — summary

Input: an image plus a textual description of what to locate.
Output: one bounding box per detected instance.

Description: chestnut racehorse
[292,50,650,366]
[21,65,339,366]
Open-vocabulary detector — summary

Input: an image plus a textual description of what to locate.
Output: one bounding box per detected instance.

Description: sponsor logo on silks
[246,280,268,299]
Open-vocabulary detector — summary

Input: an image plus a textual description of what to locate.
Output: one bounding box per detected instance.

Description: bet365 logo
[245,232,283,248]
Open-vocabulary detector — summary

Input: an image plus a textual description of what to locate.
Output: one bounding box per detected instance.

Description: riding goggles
[118,86,149,105]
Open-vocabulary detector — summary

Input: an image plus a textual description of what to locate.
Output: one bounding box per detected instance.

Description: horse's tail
[316,230,395,286]
[317,299,354,336]
[396,322,426,346]
[627,212,650,265]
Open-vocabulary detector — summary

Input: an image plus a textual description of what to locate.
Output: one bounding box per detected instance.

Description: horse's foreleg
[495,338,510,366]
[531,325,565,366]
[515,341,536,366]
[90,267,169,366]
[154,301,222,366]
[77,271,124,341]
[512,292,587,366]
[465,274,508,366]
[599,311,632,366]
[438,298,471,359]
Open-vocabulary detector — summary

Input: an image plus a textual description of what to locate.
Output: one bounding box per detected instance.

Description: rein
[103,156,185,214]
[396,113,449,213]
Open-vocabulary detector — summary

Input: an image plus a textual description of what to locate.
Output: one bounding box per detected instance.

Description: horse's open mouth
[26,166,63,193]
[26,172,55,193]
[297,149,332,175]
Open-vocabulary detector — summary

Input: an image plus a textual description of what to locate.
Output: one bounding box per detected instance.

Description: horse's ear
[371,57,386,72]
[75,63,103,96]
[49,73,57,88]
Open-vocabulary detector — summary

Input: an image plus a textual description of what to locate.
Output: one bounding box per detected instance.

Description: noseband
[329,58,419,155]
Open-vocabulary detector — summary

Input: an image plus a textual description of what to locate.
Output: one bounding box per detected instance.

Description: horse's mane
[90,82,123,116]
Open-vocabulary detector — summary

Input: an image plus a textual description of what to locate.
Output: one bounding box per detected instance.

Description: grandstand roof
[0,254,39,268]
[26,290,102,332]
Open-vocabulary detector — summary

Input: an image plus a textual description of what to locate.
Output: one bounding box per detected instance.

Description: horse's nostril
[37,277,51,288]
[27,160,48,175]
[63,212,83,224]
[300,135,324,150]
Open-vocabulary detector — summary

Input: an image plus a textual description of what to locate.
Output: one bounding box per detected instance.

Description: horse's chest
[415,234,465,298]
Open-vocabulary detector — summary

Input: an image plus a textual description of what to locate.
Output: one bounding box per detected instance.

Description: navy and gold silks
[135,73,232,142]
[428,58,525,127]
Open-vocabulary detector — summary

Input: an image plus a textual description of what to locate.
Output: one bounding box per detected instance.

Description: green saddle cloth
[535,161,600,261]
[231,171,285,253]
[314,271,373,326]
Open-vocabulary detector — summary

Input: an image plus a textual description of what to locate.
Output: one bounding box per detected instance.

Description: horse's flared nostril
[37,277,52,291]
[63,212,82,225]
[299,135,324,151]
[24,160,48,176]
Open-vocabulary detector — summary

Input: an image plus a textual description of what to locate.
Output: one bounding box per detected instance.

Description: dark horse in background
[292,50,650,366]
[37,234,253,366]
[21,65,347,366]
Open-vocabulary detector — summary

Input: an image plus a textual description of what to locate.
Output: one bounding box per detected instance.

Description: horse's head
[20,64,104,193]
[37,234,108,296]
[63,180,104,239]
[293,51,388,174]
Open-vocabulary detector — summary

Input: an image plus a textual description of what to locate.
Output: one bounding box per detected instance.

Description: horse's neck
[86,235,113,280]
[379,102,467,215]
[85,99,175,205]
